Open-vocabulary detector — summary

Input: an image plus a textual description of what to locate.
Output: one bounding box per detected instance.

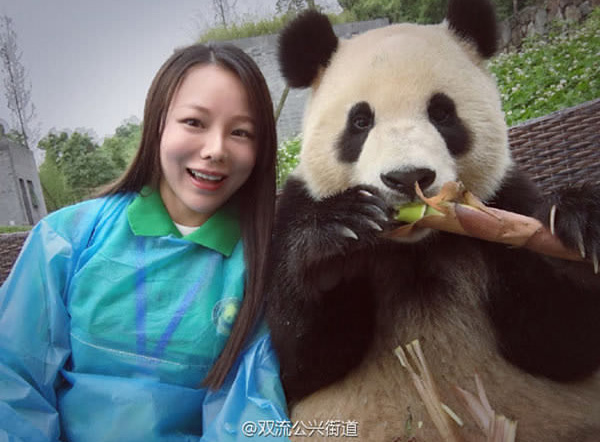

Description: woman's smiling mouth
[187,168,226,182]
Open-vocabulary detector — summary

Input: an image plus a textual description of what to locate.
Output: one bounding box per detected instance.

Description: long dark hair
[102,43,277,389]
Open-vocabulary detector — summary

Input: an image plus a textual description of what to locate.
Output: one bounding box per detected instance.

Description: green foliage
[491,0,538,21]
[39,153,72,211]
[0,226,31,233]
[4,128,25,145]
[101,121,141,171]
[489,8,600,126]
[38,121,140,210]
[277,134,302,188]
[199,10,356,42]
[38,130,120,208]
[200,15,290,42]
[417,0,447,24]
[276,0,320,15]
[340,0,409,23]
[338,0,447,24]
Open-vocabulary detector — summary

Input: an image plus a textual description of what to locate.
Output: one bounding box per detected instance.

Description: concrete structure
[225,18,389,142]
[0,123,47,226]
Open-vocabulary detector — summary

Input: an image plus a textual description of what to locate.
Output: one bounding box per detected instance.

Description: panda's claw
[358,189,375,198]
[340,226,359,240]
[367,204,388,221]
[576,231,586,260]
[549,204,557,236]
[541,185,600,272]
[366,219,383,232]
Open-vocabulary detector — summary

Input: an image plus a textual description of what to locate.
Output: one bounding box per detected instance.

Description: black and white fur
[266,1,600,440]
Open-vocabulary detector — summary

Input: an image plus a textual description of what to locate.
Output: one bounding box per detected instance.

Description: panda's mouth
[381,187,440,210]
[379,188,442,242]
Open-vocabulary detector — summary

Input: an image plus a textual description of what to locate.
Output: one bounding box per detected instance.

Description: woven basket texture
[1,98,599,285]
[0,232,29,286]
[509,98,600,194]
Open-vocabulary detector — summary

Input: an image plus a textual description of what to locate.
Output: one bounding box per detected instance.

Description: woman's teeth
[188,169,224,182]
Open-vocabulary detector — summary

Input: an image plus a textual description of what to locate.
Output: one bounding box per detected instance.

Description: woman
[0,43,289,441]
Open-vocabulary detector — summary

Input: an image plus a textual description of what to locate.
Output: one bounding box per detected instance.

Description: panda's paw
[318,185,391,249]
[537,184,600,273]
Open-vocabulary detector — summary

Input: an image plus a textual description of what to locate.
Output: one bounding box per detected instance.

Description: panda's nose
[380,168,436,199]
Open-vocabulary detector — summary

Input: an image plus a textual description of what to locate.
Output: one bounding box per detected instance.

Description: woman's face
[159,64,257,226]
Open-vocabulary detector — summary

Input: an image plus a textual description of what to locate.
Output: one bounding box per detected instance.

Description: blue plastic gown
[0,192,290,442]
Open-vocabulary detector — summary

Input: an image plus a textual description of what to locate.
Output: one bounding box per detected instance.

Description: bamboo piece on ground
[395,340,466,442]
[454,374,518,442]
[395,340,518,442]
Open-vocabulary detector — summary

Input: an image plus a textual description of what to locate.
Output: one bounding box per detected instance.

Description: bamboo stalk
[386,181,587,264]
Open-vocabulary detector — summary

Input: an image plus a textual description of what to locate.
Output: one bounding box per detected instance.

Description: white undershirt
[173,222,200,236]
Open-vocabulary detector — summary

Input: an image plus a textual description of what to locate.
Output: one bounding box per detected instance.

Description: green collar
[127,187,241,257]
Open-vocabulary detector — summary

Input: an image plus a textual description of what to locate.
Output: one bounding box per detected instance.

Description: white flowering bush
[489,8,600,126]
[277,134,302,188]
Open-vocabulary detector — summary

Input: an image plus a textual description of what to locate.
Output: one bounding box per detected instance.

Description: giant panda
[265,0,600,441]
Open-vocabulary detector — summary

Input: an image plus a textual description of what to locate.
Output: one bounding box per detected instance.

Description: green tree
[276,0,319,14]
[0,15,39,150]
[38,130,119,204]
[101,121,141,173]
[337,0,423,23]
[418,0,447,24]
[38,152,71,211]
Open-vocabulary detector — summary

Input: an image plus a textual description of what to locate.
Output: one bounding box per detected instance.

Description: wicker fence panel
[0,232,29,286]
[509,98,600,194]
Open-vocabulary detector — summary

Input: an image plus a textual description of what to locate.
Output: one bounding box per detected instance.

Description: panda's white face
[296,22,511,220]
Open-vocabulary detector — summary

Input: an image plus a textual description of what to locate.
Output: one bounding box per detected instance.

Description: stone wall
[226,18,389,142]
[499,0,600,51]
[0,125,47,226]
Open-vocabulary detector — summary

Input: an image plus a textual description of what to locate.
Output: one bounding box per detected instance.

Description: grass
[198,11,356,42]
[0,226,32,234]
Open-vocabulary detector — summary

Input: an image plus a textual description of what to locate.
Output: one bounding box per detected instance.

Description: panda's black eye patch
[337,101,374,163]
[350,103,374,132]
[427,93,471,157]
[428,95,455,125]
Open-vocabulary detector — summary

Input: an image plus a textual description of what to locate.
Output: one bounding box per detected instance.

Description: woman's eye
[183,118,202,127]
[232,128,254,139]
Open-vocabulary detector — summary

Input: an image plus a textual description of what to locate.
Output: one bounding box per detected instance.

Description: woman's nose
[202,129,227,162]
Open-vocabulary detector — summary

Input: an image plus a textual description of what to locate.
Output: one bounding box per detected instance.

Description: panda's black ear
[447,0,498,58]
[278,10,338,88]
